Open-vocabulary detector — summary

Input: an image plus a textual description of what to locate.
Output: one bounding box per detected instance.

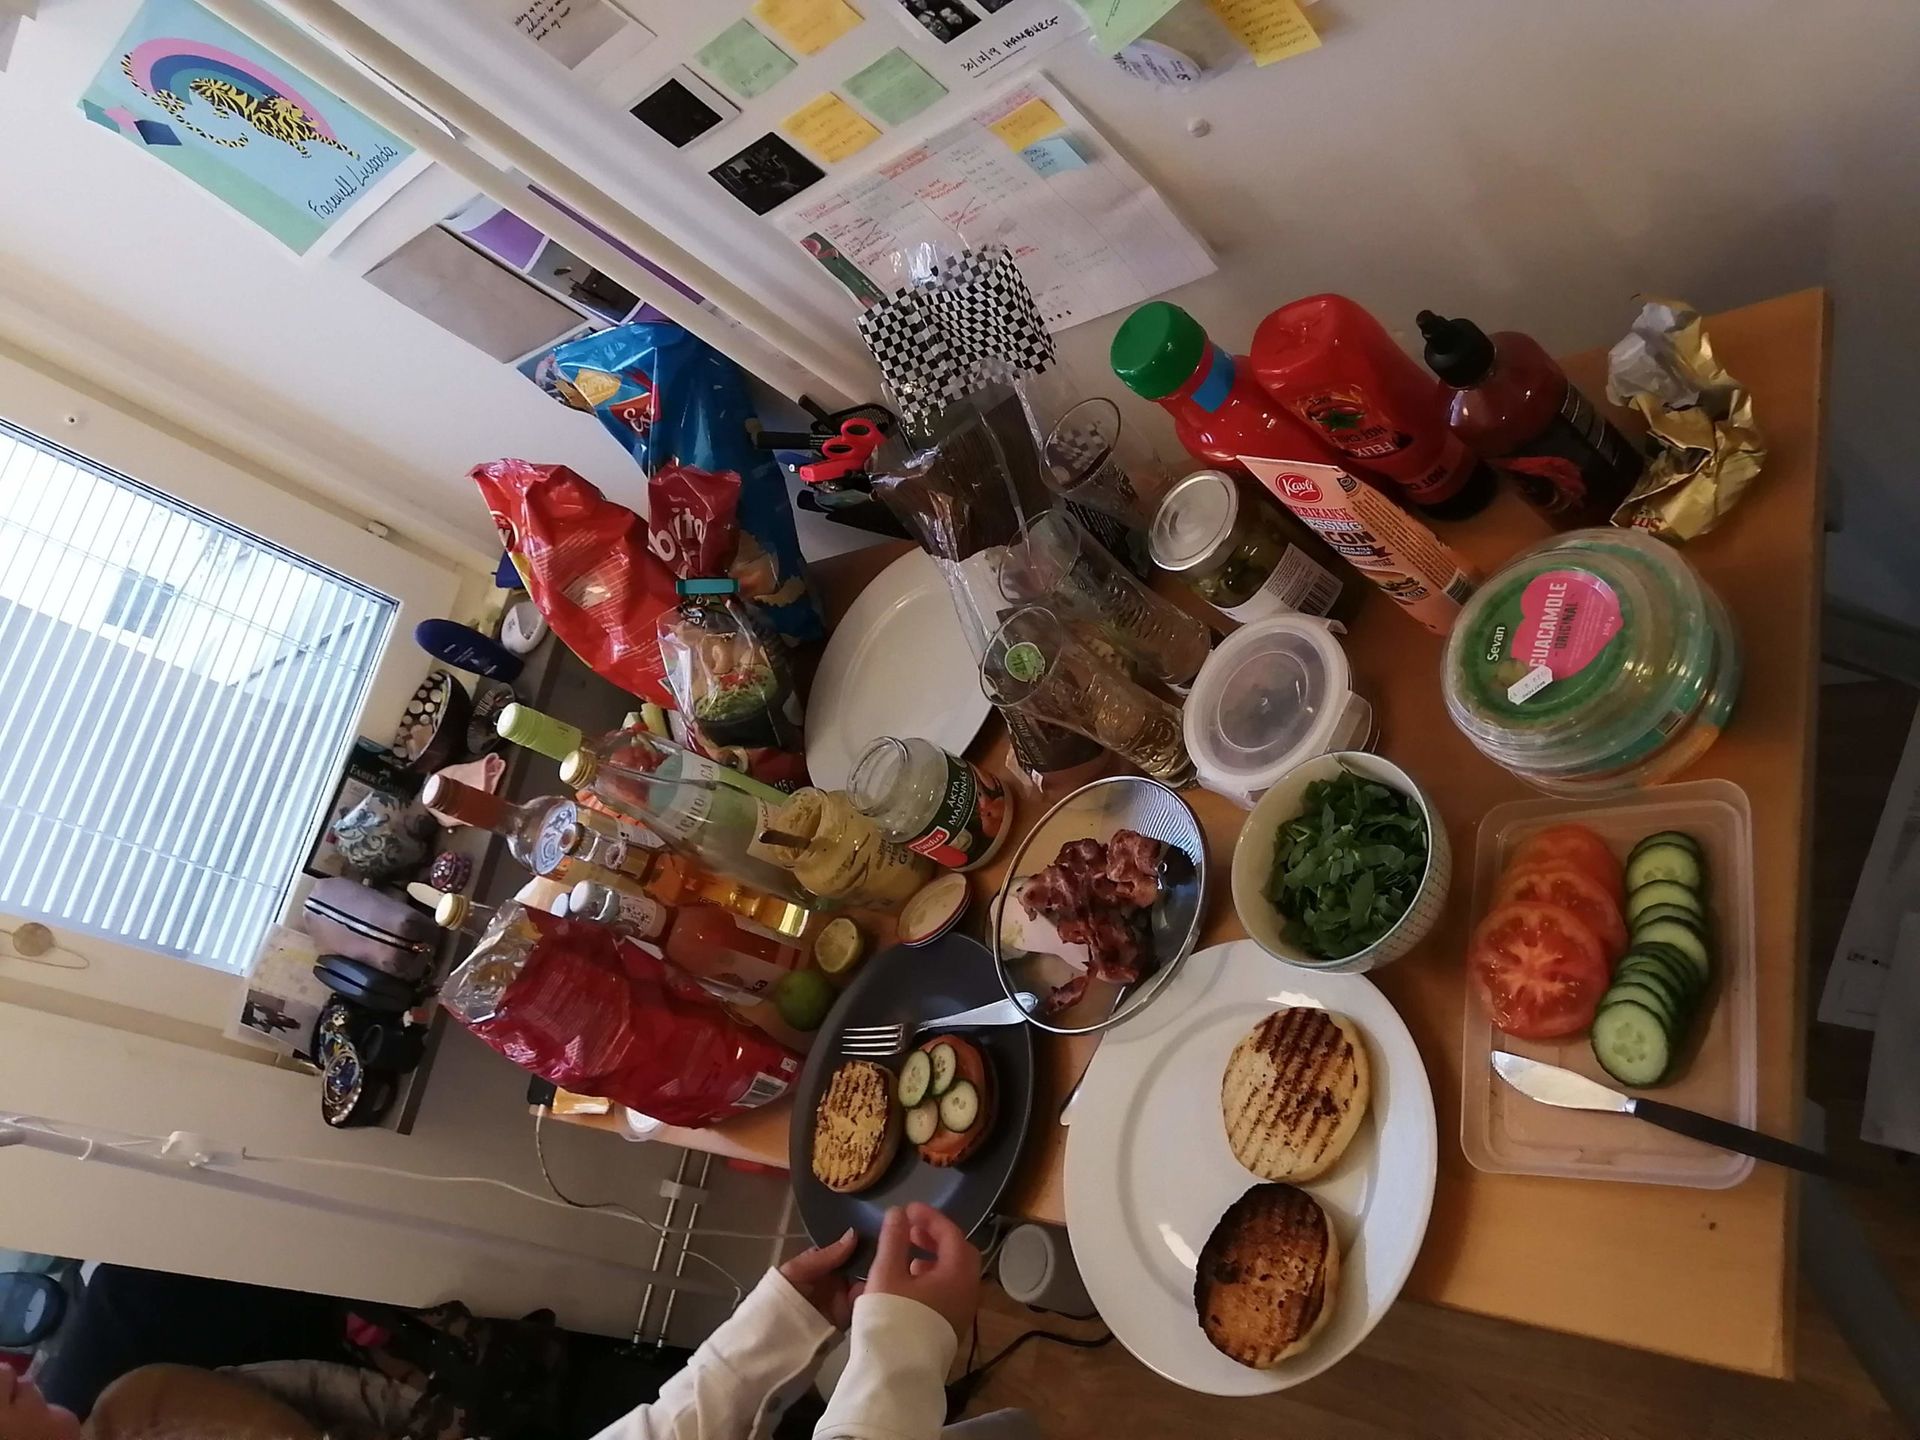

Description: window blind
[0,419,397,972]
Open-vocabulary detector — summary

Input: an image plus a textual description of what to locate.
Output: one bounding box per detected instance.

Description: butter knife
[1491,1053,1829,1175]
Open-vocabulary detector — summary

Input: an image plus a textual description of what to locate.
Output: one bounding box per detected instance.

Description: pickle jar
[1149,469,1347,625]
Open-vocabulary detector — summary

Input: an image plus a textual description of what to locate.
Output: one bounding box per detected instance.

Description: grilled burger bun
[1195,1183,1341,1368]
[810,1060,902,1194]
[1221,1007,1371,1183]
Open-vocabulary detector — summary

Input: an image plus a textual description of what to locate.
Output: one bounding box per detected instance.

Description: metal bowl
[990,775,1208,1036]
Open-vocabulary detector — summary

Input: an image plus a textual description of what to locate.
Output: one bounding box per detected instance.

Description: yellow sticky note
[785,92,882,163]
[987,97,1066,151]
[752,0,863,57]
[1205,0,1321,65]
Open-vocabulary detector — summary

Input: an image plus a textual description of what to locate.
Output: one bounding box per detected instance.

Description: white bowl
[1230,751,1452,973]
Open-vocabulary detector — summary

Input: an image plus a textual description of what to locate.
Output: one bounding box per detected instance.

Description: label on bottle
[1219,544,1344,623]
[1290,386,1477,505]
[1497,384,1645,521]
[902,754,1010,871]
[527,804,580,877]
[1190,344,1237,413]
[611,891,669,941]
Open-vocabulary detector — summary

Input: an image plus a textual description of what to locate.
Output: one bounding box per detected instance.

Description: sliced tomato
[915,1035,994,1168]
[1495,863,1629,959]
[1511,824,1624,899]
[1469,901,1611,1040]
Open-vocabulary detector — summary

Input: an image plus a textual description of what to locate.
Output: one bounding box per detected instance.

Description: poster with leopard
[80,0,414,253]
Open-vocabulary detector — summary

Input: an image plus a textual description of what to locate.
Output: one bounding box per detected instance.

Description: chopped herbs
[1265,770,1428,960]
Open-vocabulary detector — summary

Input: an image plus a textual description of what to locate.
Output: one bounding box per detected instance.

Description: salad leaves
[1265,770,1428,960]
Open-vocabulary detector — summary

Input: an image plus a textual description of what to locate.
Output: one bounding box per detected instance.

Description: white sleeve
[813,1294,957,1440]
[593,1271,835,1440]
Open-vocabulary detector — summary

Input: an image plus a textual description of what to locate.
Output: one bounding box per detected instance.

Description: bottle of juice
[1250,294,1496,521]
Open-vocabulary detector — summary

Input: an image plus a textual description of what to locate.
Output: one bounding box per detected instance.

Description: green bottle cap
[1110,301,1209,401]
[496,703,584,762]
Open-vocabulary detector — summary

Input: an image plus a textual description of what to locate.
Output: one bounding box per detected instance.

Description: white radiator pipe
[193,0,868,407]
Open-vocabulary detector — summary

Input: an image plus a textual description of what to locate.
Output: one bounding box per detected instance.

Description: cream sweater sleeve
[592,1271,835,1440]
[814,1294,958,1440]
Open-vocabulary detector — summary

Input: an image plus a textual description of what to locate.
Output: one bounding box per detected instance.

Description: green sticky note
[697,20,798,100]
[1071,0,1183,54]
[844,48,947,127]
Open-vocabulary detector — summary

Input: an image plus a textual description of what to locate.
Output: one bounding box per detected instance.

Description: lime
[813,917,865,976]
[773,969,836,1031]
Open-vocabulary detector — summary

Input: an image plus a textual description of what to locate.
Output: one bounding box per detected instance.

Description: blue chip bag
[550,324,822,645]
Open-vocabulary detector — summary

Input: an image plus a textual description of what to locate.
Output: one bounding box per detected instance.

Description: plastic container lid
[1149,469,1242,574]
[1183,614,1354,799]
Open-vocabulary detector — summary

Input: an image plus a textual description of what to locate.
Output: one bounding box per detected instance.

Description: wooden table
[561,289,1827,1378]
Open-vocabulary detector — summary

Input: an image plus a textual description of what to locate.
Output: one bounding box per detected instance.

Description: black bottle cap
[1417,310,1497,387]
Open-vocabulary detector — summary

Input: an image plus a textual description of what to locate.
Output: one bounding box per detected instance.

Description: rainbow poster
[79,0,413,253]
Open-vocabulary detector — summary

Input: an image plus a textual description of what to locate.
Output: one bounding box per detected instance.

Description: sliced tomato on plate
[1510,823,1624,899]
[1494,862,1629,959]
[1469,901,1611,1040]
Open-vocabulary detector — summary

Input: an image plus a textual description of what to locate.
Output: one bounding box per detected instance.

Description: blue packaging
[550,324,823,645]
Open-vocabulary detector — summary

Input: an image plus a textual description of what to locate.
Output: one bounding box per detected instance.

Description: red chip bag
[648,463,742,580]
[443,906,801,1128]
[471,460,677,706]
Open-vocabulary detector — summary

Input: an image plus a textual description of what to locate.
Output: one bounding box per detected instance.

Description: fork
[839,994,1037,1058]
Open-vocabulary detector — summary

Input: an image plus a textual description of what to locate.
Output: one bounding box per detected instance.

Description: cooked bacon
[1039,974,1091,1016]
[1016,831,1170,999]
[1104,829,1166,910]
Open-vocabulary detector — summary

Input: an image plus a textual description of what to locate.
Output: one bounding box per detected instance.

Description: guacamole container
[1442,529,1740,795]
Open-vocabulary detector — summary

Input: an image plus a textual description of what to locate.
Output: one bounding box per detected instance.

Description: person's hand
[779,1227,862,1329]
[0,1372,82,1440]
[865,1202,982,1339]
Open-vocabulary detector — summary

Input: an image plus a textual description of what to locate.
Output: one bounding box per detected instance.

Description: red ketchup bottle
[1250,294,1496,521]
[1416,310,1645,527]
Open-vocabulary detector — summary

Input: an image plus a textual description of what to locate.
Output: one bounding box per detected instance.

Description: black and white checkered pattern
[856,245,1055,436]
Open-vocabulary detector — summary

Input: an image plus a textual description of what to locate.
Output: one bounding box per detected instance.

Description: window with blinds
[0,419,397,973]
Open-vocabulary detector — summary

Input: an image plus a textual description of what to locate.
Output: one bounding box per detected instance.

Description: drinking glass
[999,508,1212,687]
[981,606,1195,786]
[1042,398,1173,531]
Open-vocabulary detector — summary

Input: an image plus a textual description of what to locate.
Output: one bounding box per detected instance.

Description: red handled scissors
[798,417,885,484]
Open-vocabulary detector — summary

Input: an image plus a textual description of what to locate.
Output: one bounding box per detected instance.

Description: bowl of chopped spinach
[1230,752,1451,972]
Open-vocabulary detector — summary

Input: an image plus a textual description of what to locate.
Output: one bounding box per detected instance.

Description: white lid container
[1181,614,1374,808]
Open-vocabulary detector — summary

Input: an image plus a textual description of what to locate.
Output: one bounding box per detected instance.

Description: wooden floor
[961,679,1920,1440]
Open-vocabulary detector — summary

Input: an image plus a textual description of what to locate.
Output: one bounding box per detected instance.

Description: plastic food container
[1181,615,1375,808]
[1459,780,1757,1189]
[1442,528,1740,795]
[1229,751,1452,974]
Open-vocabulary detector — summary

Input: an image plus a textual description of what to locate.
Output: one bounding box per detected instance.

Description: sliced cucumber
[927,1043,957,1098]
[1592,1001,1672,1086]
[904,1100,940,1146]
[1610,964,1690,1015]
[1630,829,1702,858]
[1632,901,1709,934]
[1625,842,1704,892]
[897,1051,932,1109]
[1634,918,1711,985]
[938,1079,980,1133]
[1616,948,1701,1001]
[1626,880,1705,921]
[1601,980,1683,1028]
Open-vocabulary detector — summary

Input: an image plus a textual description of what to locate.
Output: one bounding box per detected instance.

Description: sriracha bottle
[1250,294,1496,521]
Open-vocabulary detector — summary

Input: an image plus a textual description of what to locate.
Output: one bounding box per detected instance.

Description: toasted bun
[1195,1183,1341,1368]
[811,1061,901,1194]
[1222,1008,1371,1183]
[917,1035,995,1168]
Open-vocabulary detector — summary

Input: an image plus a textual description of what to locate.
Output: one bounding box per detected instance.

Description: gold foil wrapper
[1606,298,1766,540]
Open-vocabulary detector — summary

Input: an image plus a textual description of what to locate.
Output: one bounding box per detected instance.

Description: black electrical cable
[944,1315,1113,1421]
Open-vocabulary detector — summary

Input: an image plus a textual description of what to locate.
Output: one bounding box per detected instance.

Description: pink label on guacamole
[1512,569,1621,679]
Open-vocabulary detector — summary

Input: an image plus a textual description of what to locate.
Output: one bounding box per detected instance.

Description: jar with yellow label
[754,788,931,909]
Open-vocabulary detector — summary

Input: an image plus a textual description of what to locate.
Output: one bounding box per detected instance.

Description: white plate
[1064,940,1437,1396]
[805,548,990,791]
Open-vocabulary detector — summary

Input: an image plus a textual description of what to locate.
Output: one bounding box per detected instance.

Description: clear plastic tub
[1442,529,1741,795]
[1458,780,1757,1188]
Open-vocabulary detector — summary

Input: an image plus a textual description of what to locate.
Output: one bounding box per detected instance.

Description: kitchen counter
[556,288,1827,1378]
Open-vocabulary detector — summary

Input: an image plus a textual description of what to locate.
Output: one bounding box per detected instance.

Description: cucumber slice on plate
[1592,1001,1672,1086]
[1601,980,1684,1028]
[1626,842,1704,891]
[1627,880,1706,921]
[938,1080,980,1133]
[897,1051,932,1109]
[1616,948,1701,1002]
[904,1100,940,1146]
[928,1043,957,1098]
[1635,918,1711,984]
[1609,964,1690,1016]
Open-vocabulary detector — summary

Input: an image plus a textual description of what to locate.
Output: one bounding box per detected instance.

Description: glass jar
[1443,528,1742,795]
[1149,470,1346,624]
[848,736,1014,872]
[753,788,931,909]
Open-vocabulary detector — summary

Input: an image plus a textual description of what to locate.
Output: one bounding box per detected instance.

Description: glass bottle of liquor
[419,776,600,884]
[561,822,808,938]
[566,879,672,942]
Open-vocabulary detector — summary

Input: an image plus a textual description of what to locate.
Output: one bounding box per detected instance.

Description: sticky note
[845,47,947,126]
[1020,135,1086,178]
[987,96,1065,151]
[1204,0,1321,65]
[752,0,863,57]
[1071,0,1182,55]
[697,20,797,99]
[784,92,883,163]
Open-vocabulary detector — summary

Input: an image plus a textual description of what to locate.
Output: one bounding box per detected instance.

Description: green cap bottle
[1110,301,1209,401]
[495,703,584,762]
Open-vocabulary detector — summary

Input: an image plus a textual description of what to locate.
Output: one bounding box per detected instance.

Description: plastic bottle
[1250,294,1496,520]
[1416,310,1645,527]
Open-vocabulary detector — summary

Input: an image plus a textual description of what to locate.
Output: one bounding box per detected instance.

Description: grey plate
[989,776,1208,1035]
